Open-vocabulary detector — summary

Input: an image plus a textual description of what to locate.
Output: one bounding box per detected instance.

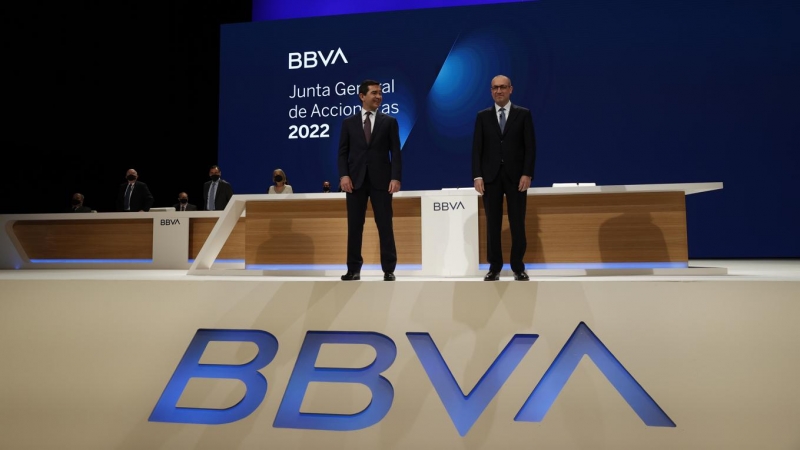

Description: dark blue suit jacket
[472,104,536,183]
[337,111,402,190]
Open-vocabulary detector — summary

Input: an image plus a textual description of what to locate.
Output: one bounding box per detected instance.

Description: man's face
[491,76,513,107]
[209,167,221,178]
[359,84,382,111]
[126,169,138,181]
[72,195,82,204]
[178,194,188,202]
[323,182,331,191]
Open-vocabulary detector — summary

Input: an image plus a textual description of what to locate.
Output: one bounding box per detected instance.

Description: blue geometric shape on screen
[389,76,417,148]
[397,112,413,148]
[428,30,514,142]
[515,322,676,427]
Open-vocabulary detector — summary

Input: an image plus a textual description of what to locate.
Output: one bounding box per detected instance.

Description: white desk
[0,182,723,274]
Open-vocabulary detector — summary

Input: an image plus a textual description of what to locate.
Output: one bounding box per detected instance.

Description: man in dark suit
[173,192,198,211]
[203,165,234,211]
[116,168,154,212]
[338,79,402,281]
[67,193,92,212]
[472,75,536,281]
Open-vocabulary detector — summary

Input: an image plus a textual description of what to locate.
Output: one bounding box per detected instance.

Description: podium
[0,182,723,275]
[188,182,723,276]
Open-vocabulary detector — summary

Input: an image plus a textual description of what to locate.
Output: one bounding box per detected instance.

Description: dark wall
[4,0,251,214]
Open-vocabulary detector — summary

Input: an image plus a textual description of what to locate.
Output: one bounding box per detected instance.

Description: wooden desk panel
[245,198,421,265]
[478,192,688,263]
[189,218,246,260]
[12,219,153,259]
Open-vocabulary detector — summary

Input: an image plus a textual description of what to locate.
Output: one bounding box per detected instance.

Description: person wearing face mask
[322,181,332,193]
[67,193,92,213]
[203,165,234,211]
[116,168,154,212]
[172,192,197,211]
[267,168,293,194]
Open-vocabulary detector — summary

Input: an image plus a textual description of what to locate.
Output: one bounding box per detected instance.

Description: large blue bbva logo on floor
[149,323,675,434]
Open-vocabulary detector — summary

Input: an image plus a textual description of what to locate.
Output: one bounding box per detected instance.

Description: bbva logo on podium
[149,323,675,435]
[433,201,465,211]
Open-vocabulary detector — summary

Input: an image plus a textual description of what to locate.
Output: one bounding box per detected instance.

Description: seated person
[268,168,293,194]
[173,192,198,211]
[68,193,92,212]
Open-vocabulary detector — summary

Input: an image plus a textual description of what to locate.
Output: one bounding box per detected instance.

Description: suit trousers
[345,172,397,273]
[483,168,528,273]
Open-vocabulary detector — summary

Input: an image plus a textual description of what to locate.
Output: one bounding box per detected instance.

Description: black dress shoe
[341,271,360,281]
[484,271,500,281]
[383,273,395,281]
[513,271,530,281]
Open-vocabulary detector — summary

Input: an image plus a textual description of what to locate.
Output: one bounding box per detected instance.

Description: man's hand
[340,176,353,193]
[518,175,531,192]
[474,178,485,195]
[389,180,401,194]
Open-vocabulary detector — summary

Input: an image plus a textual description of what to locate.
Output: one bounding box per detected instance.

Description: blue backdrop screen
[220,1,800,258]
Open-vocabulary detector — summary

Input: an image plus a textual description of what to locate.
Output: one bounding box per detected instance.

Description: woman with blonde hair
[268,168,293,194]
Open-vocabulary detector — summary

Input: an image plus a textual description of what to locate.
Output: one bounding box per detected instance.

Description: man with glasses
[472,75,536,281]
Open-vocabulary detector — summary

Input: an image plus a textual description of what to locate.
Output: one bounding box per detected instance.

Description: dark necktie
[499,107,506,133]
[207,182,217,211]
[364,111,372,144]
[124,184,132,210]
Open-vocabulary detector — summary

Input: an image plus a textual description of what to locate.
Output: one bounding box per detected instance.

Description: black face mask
[274,175,284,182]
[71,198,81,205]
[322,186,330,192]
[179,198,188,204]
[126,175,136,181]
[210,174,220,181]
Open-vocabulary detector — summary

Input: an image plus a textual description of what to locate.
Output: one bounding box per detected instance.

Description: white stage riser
[0,279,798,449]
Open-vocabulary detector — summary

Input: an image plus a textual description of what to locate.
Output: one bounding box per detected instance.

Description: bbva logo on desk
[149,322,675,435]
[433,201,465,211]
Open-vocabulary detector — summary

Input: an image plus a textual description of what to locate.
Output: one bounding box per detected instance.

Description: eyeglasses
[491,84,510,91]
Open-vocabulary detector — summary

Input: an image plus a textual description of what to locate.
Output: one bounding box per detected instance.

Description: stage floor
[2,258,799,449]
[1,259,798,282]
